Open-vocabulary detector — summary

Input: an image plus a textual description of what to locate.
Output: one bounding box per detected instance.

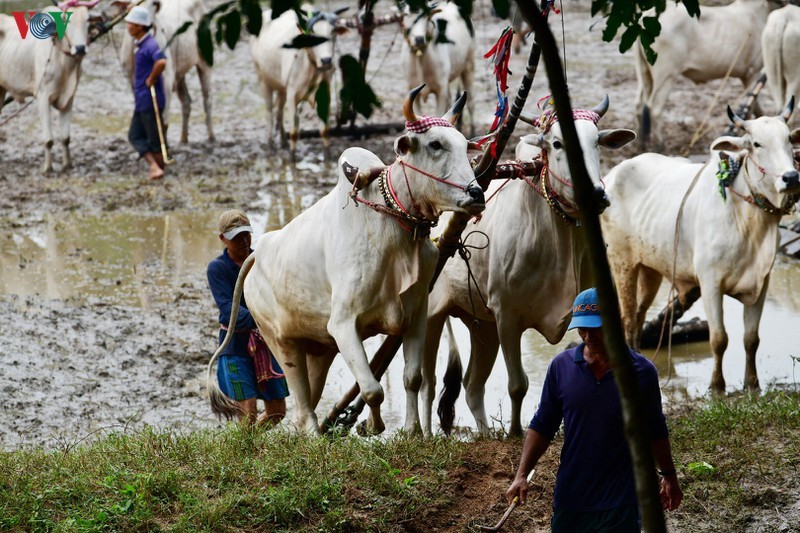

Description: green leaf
[197,18,214,66]
[641,16,660,37]
[681,0,701,18]
[491,0,509,19]
[240,0,262,35]
[687,461,715,475]
[315,80,330,124]
[222,10,241,50]
[164,21,192,51]
[618,24,640,54]
[271,0,297,20]
[643,43,657,65]
[283,34,329,49]
[339,55,381,121]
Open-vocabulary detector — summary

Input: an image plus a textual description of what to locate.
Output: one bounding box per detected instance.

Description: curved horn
[727,105,747,130]
[780,96,795,122]
[443,91,467,125]
[518,111,538,126]
[403,84,425,122]
[590,94,610,119]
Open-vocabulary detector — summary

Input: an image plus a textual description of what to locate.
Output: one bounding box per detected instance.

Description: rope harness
[716,153,799,215]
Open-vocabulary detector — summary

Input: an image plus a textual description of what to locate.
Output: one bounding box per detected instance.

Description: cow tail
[206,253,256,420]
[437,317,462,436]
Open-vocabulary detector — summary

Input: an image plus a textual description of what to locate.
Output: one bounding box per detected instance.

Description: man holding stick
[507,287,682,532]
[125,6,167,180]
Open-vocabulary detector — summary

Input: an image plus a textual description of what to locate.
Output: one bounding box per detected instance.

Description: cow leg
[702,286,728,394]
[56,104,73,170]
[401,303,429,435]
[288,92,300,163]
[461,318,500,436]
[615,263,642,348]
[742,275,769,392]
[276,341,319,433]
[275,90,288,150]
[644,74,675,149]
[327,317,385,434]
[38,98,54,173]
[197,63,215,142]
[176,76,191,144]
[496,317,528,438]
[420,310,447,437]
[461,67,475,137]
[635,266,664,339]
[307,350,337,409]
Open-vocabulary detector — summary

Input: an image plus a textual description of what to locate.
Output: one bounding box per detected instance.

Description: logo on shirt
[11,11,74,40]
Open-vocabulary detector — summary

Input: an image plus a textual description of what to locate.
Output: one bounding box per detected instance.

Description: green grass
[1,392,798,531]
[0,426,461,532]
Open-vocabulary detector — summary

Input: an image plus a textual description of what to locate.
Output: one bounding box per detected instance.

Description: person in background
[125,5,167,180]
[506,287,682,532]
[207,209,289,426]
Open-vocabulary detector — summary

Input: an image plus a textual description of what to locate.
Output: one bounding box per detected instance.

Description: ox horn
[727,105,747,130]
[518,111,538,126]
[403,84,425,122]
[590,94,610,119]
[443,91,468,125]
[780,96,795,122]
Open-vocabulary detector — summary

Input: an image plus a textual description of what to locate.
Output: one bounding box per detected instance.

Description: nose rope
[397,157,471,190]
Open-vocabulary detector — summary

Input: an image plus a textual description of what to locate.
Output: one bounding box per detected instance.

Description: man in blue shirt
[207,210,289,427]
[125,6,167,180]
[506,288,682,532]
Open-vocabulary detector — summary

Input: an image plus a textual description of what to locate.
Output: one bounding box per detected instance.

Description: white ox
[250,6,347,161]
[207,88,485,434]
[0,1,97,172]
[116,0,214,144]
[602,100,800,393]
[421,97,636,437]
[402,2,475,135]
[762,5,800,117]
[635,0,784,147]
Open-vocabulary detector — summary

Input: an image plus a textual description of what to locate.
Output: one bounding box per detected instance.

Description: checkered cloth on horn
[405,116,454,133]
[535,109,601,133]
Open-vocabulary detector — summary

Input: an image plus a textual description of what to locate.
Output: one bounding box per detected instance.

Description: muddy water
[3,174,798,435]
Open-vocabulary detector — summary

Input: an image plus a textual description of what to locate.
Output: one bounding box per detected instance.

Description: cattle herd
[2,0,800,436]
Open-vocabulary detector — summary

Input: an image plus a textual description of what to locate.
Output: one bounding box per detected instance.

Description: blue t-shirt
[529,344,669,512]
[133,33,166,112]
[207,249,256,357]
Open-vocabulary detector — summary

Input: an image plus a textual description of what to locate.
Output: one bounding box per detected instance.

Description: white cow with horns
[402,1,475,135]
[634,0,784,147]
[602,99,800,394]
[423,96,636,437]
[251,6,348,161]
[0,0,99,172]
[762,4,800,118]
[207,86,486,434]
[115,0,214,144]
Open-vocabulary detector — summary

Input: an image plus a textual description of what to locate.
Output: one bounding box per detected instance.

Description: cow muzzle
[73,45,87,56]
[319,57,333,71]
[458,185,486,214]
[782,169,800,191]
[594,186,610,214]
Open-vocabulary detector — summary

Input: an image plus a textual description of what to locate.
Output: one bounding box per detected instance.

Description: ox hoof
[355,419,385,437]
[508,424,525,439]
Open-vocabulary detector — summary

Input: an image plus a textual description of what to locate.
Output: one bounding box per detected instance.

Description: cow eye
[552,140,563,150]
[429,140,443,150]
[753,142,762,148]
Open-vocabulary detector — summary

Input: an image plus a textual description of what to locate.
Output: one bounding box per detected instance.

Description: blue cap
[567,287,602,330]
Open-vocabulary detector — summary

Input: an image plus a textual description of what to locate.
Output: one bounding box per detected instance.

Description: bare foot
[148,166,164,180]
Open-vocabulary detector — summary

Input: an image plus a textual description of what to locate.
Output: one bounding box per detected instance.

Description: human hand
[660,475,683,511]
[506,469,535,506]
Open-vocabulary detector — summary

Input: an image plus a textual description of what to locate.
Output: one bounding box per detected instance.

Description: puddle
[1,178,799,432]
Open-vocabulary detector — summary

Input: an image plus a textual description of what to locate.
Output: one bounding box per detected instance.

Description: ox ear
[520,133,545,148]
[395,134,417,156]
[598,129,636,150]
[711,136,746,153]
[334,25,349,35]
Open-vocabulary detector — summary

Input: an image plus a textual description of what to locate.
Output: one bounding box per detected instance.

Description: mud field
[0,0,797,454]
